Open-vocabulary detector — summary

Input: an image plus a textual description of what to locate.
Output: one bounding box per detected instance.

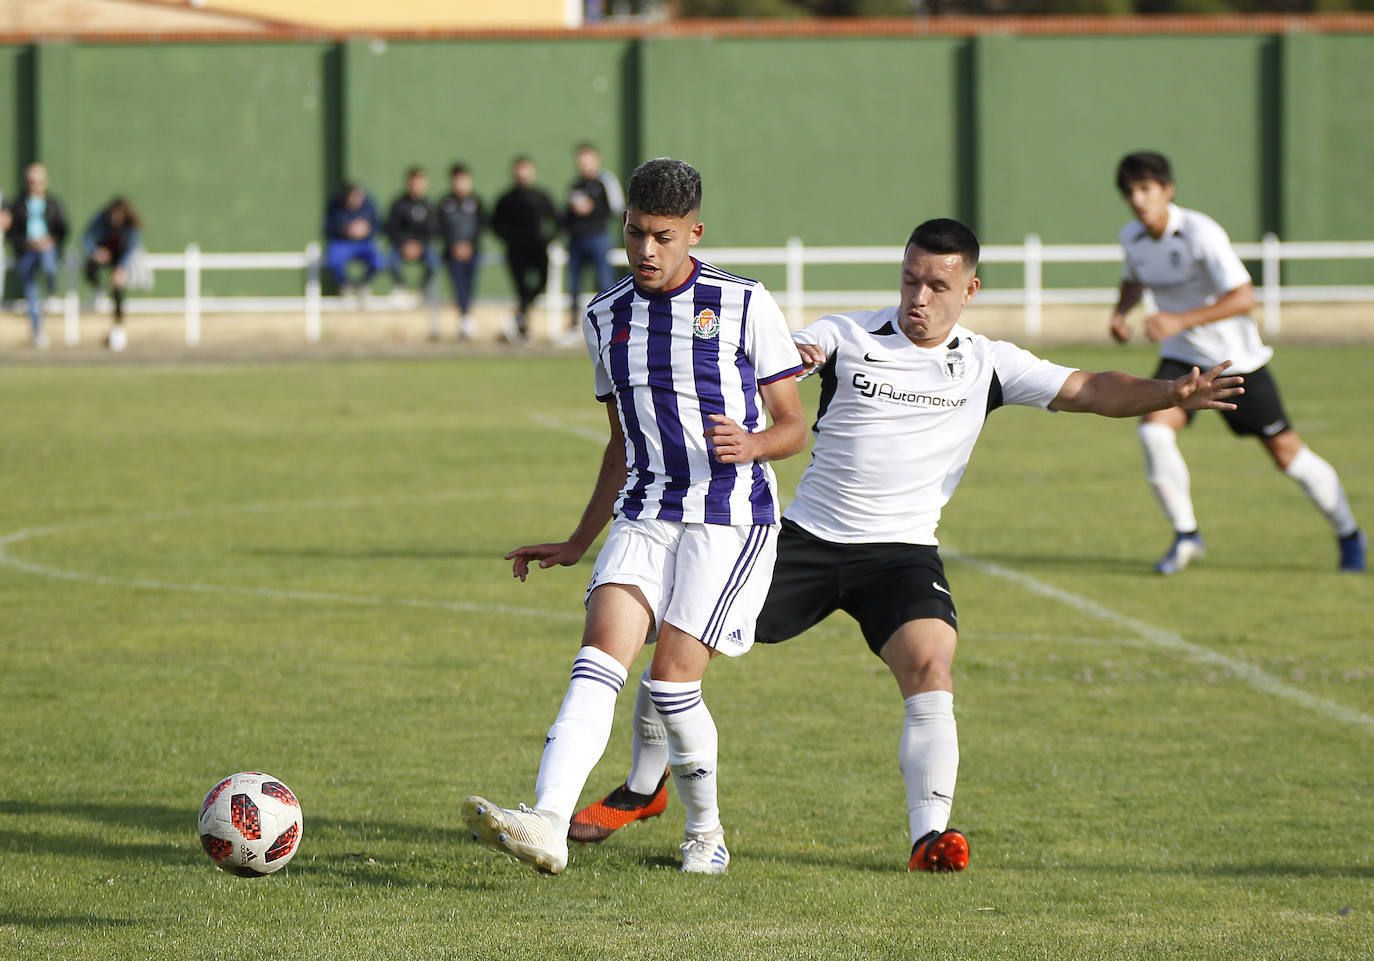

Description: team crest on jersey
[693,308,720,340]
[1169,249,1183,268]
[944,350,966,381]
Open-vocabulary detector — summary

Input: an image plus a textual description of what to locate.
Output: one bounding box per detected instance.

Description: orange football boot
[568,770,670,843]
[908,828,970,872]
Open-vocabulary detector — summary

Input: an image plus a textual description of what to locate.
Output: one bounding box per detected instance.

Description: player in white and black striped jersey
[462,158,806,876]
[1109,150,1365,574]
[570,218,1244,872]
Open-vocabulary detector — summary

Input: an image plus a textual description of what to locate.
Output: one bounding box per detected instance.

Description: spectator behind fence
[437,163,486,341]
[82,197,143,352]
[560,143,624,345]
[491,155,558,344]
[5,163,68,349]
[323,182,385,302]
[386,167,438,312]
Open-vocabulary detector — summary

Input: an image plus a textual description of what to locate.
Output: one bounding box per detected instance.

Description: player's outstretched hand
[505,541,586,581]
[705,414,759,464]
[1171,361,1245,411]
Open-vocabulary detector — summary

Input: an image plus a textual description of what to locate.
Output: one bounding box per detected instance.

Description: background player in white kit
[461,159,807,875]
[1109,151,1365,574]
[569,218,1244,872]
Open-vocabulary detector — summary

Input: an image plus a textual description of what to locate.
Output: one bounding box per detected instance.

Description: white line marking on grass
[949,550,1374,737]
[0,496,582,623]
[529,412,609,445]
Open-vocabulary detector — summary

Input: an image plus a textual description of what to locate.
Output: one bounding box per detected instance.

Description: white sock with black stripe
[626,666,670,795]
[533,646,627,827]
[650,678,720,836]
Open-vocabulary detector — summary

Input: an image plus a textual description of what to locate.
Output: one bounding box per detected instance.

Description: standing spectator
[385,166,438,315]
[436,163,486,341]
[5,163,68,349]
[323,182,385,302]
[82,197,143,352]
[560,143,624,345]
[490,156,558,343]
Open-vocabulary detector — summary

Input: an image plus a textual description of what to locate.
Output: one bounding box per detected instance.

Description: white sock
[900,691,959,844]
[533,646,627,826]
[626,667,670,795]
[650,679,720,836]
[1138,422,1197,533]
[1285,446,1358,537]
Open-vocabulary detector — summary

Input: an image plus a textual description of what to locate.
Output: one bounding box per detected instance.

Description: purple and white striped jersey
[583,258,804,527]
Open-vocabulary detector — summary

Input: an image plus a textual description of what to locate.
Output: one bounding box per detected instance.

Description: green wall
[2,28,1372,297]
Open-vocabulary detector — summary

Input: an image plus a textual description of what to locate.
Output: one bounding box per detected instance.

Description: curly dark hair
[627,158,701,218]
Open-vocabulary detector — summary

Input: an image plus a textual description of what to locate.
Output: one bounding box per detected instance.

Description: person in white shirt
[1109,151,1365,574]
[461,158,807,876]
[567,218,1243,873]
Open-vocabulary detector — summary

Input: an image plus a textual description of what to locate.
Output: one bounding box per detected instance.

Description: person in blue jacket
[323,183,385,299]
[82,197,143,351]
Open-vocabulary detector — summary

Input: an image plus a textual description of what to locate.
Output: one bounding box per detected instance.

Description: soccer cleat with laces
[1338,529,1366,573]
[461,796,568,876]
[568,770,670,843]
[1154,531,1205,575]
[680,828,729,874]
[908,828,969,872]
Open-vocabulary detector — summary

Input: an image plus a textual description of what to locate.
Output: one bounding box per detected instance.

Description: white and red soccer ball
[198,772,303,876]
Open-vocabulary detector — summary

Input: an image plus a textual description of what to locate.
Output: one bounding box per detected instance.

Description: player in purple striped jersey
[571,218,1245,872]
[462,158,807,875]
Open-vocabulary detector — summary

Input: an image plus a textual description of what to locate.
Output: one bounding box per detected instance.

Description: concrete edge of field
[2,302,1371,366]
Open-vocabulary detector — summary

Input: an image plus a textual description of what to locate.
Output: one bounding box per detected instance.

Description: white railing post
[185,242,202,346]
[63,250,80,346]
[785,236,805,331]
[546,241,568,342]
[304,242,322,343]
[1024,233,1043,337]
[1262,231,1281,336]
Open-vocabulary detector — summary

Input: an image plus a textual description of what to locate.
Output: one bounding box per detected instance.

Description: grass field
[1,345,1370,960]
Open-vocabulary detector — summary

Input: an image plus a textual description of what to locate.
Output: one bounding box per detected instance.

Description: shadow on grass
[237,546,496,562]
[0,799,504,890]
[0,912,140,929]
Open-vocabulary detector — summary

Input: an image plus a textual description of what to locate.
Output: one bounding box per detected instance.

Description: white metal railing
[35,235,1374,345]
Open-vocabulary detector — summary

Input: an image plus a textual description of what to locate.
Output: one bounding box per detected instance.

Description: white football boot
[680,828,729,875]
[461,796,568,876]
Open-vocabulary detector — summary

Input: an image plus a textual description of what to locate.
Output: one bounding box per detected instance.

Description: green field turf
[1,345,1370,960]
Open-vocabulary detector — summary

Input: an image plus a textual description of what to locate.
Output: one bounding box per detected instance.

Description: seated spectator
[82,197,143,352]
[5,163,68,349]
[323,182,385,300]
[386,166,438,308]
[436,163,485,340]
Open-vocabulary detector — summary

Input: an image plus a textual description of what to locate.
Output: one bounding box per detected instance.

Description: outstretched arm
[1049,362,1244,418]
[505,400,626,581]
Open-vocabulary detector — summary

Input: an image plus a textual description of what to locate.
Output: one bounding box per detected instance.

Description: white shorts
[585,517,779,658]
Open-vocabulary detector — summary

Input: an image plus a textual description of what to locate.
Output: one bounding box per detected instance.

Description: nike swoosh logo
[863,352,891,363]
[932,582,950,595]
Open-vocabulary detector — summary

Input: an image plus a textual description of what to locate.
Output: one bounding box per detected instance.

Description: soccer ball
[197,771,303,877]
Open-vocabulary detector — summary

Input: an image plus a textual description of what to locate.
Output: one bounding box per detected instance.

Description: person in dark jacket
[386,167,438,299]
[323,183,385,299]
[490,156,558,342]
[436,163,486,340]
[5,163,68,348]
[82,197,143,352]
[562,144,624,343]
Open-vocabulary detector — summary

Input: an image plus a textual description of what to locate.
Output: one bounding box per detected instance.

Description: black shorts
[756,519,957,657]
[1155,358,1292,437]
